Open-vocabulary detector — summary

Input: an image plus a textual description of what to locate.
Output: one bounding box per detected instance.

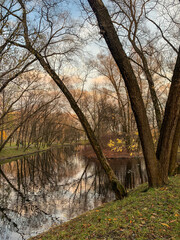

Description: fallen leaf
[152,213,157,216]
[169,220,176,223]
[161,223,170,228]
[119,228,124,232]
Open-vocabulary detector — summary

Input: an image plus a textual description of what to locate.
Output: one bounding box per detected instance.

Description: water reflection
[0,146,147,239]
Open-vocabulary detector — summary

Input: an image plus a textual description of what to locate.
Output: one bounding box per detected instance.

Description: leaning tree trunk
[33,49,127,199]
[17,0,127,199]
[87,0,162,187]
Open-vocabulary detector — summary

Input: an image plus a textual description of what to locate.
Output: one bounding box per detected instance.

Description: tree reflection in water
[0,146,147,239]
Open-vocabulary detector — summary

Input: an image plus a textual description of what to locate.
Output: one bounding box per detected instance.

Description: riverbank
[0,145,49,164]
[29,175,180,240]
[0,141,88,164]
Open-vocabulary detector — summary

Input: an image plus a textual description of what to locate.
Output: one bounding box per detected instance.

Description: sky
[3,0,177,90]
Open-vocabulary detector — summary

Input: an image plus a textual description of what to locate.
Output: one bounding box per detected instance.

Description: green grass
[0,144,49,164]
[0,139,89,163]
[29,175,180,240]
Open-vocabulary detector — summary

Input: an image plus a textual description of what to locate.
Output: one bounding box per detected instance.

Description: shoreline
[0,144,179,163]
[0,142,88,164]
[0,148,50,164]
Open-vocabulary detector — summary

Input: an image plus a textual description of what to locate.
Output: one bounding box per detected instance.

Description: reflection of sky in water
[0,146,147,239]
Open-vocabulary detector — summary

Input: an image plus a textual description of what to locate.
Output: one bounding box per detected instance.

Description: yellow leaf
[118,147,122,152]
[112,147,117,151]
[108,140,115,147]
[161,223,170,228]
[117,138,122,144]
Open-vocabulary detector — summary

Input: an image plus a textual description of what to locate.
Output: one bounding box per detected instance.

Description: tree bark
[87,0,162,187]
[156,48,180,181]
[130,41,162,131]
[168,117,180,176]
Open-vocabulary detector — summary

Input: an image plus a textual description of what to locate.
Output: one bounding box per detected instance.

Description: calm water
[0,146,147,239]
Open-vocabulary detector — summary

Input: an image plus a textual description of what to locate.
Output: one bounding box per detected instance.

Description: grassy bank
[0,144,49,164]
[29,175,180,240]
[0,140,89,164]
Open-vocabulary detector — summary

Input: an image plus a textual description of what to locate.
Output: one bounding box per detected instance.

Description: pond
[0,146,147,239]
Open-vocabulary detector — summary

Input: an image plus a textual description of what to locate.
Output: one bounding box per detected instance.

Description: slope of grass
[29,175,180,240]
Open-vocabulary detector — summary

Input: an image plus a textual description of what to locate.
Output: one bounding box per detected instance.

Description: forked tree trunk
[156,49,180,180]
[87,0,180,186]
[87,0,162,187]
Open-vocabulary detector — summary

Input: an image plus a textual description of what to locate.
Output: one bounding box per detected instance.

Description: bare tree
[90,53,137,148]
[87,0,180,187]
[0,0,126,199]
[0,0,37,92]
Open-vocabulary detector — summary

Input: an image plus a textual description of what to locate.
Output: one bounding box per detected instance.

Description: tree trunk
[156,48,180,181]
[0,90,5,145]
[130,42,162,131]
[168,117,180,176]
[87,0,162,187]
